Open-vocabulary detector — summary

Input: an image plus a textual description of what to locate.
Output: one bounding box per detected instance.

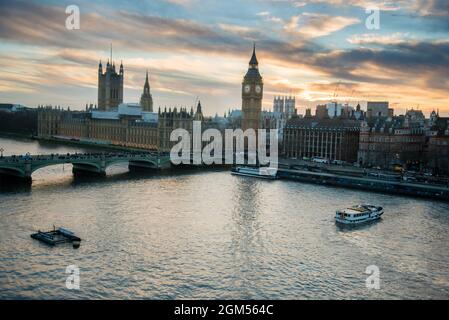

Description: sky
[0,0,448,116]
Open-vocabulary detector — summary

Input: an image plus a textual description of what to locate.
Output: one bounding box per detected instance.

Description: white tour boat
[335,204,383,225]
[231,166,278,179]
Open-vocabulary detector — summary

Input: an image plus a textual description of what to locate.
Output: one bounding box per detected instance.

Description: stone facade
[38,107,159,150]
[38,101,205,152]
[283,118,361,162]
[158,106,197,152]
[358,110,427,168]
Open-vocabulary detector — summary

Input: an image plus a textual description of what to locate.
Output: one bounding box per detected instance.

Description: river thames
[0,136,448,299]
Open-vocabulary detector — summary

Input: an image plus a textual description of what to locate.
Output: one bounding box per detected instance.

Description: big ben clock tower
[242,43,263,132]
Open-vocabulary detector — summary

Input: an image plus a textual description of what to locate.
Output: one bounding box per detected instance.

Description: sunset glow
[0,0,448,116]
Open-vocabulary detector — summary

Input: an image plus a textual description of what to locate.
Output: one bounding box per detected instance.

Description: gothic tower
[140,70,153,112]
[241,43,263,132]
[97,47,124,111]
[194,100,204,121]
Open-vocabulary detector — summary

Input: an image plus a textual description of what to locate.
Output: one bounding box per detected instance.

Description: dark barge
[31,227,81,248]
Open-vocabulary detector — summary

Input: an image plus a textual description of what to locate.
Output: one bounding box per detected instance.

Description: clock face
[255,85,261,94]
[244,85,251,93]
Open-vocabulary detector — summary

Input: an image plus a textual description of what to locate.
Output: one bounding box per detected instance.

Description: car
[332,160,345,165]
[312,157,329,164]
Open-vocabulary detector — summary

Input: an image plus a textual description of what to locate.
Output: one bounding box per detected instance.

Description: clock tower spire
[242,43,263,132]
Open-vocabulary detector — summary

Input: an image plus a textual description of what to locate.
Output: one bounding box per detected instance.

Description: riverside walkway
[278,168,449,201]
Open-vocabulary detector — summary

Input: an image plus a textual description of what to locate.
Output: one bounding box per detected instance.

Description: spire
[249,42,258,67]
[110,43,113,65]
[143,69,150,94]
[140,69,153,111]
[194,100,203,121]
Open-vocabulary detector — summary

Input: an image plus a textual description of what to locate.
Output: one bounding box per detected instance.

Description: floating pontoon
[31,227,81,248]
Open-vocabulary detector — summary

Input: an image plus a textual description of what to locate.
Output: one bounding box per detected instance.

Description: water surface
[0,136,448,299]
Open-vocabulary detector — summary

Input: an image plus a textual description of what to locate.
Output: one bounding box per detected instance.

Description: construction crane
[345,89,355,106]
[331,81,341,103]
[193,96,200,109]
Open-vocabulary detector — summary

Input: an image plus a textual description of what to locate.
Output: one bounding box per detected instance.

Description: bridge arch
[128,159,159,168]
[0,165,26,178]
[71,161,105,175]
[30,161,103,175]
[104,159,132,169]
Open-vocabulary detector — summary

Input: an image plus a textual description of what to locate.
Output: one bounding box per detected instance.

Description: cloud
[289,0,403,11]
[284,13,360,38]
[218,23,261,40]
[410,0,449,17]
[289,0,449,16]
[280,0,402,11]
[165,0,196,7]
[0,1,238,55]
[310,41,449,93]
[347,33,412,45]
[256,10,360,39]
[292,1,307,7]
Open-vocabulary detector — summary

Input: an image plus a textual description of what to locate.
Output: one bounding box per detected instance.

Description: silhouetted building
[426,110,449,175]
[366,101,393,118]
[273,96,296,118]
[315,105,329,119]
[0,105,37,135]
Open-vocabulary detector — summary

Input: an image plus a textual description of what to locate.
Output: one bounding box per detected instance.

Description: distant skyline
[0,0,448,116]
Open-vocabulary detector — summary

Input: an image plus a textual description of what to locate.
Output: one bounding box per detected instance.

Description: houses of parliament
[37,45,264,151]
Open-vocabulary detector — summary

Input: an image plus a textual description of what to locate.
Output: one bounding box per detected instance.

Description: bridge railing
[0,151,170,163]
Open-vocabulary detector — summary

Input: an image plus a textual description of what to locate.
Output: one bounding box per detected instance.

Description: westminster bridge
[0,151,172,180]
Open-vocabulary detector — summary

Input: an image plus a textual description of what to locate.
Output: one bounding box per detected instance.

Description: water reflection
[0,176,32,193]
